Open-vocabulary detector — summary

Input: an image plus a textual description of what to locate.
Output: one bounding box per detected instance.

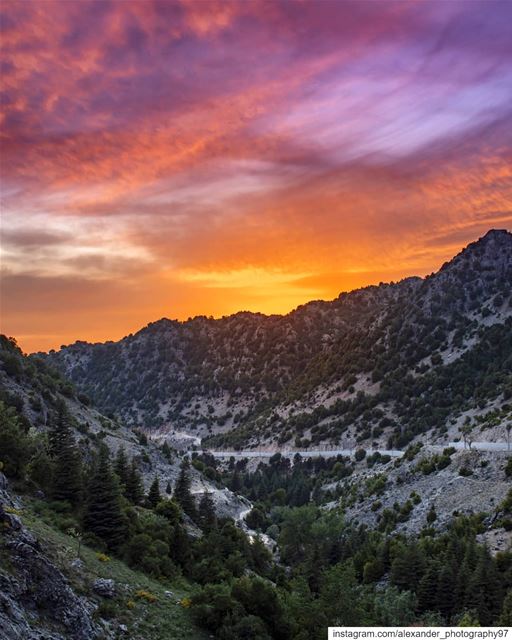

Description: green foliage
[48,402,82,506]
[372,587,417,625]
[146,476,161,509]
[174,458,196,519]
[0,401,32,478]
[83,446,127,550]
[125,459,144,505]
[198,492,217,532]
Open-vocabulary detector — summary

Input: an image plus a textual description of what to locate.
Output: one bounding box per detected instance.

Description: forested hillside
[1,336,512,637]
[43,229,512,449]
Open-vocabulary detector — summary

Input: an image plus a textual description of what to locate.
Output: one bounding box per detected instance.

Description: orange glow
[1,1,511,352]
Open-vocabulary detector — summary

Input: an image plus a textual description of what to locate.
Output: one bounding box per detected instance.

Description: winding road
[203,441,510,459]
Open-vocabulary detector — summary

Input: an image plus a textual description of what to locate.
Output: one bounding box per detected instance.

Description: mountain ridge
[41,229,512,450]
[50,228,511,350]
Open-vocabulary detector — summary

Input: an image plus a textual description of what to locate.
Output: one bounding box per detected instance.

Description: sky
[1,0,511,353]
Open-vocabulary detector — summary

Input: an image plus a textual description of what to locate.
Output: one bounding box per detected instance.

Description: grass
[17,501,208,640]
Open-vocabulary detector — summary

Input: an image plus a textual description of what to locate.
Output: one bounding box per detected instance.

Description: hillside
[0,338,272,638]
[42,229,512,451]
[0,336,247,518]
[2,235,512,636]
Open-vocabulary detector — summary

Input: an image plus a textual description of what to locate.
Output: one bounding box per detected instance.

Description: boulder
[92,578,116,598]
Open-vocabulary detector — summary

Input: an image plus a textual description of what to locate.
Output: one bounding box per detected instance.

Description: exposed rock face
[92,578,116,598]
[0,474,101,640]
[325,448,511,537]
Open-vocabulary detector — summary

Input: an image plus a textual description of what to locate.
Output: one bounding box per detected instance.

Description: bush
[0,402,33,478]
[354,448,366,462]
[135,589,158,603]
[459,466,473,477]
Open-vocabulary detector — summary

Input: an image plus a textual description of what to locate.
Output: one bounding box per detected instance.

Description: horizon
[12,227,511,355]
[1,1,512,353]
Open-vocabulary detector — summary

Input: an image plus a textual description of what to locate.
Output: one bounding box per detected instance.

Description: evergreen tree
[417,564,439,612]
[49,403,82,506]
[0,401,32,478]
[170,523,191,566]
[174,458,196,518]
[499,589,512,626]
[230,469,242,492]
[165,480,172,494]
[390,544,424,592]
[436,564,456,620]
[198,491,217,532]
[126,458,144,505]
[147,475,161,508]
[456,541,477,609]
[161,441,172,461]
[465,547,497,625]
[83,446,126,550]
[114,446,129,488]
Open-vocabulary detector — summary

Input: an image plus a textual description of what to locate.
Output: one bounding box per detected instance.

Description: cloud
[1,0,511,351]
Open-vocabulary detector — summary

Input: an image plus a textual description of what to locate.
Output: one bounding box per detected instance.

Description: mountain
[0,336,247,517]
[42,229,512,450]
[2,231,512,637]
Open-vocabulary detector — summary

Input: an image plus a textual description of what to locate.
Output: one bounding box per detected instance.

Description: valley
[1,229,511,638]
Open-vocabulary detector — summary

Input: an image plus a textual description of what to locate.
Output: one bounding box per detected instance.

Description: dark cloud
[1,229,69,248]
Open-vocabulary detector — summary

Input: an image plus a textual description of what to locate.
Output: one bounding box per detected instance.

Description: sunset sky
[1,0,511,353]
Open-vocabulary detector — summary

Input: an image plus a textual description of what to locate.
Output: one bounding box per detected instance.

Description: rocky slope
[326,445,511,544]
[41,229,512,450]
[0,336,247,520]
[0,472,209,640]
[0,473,103,640]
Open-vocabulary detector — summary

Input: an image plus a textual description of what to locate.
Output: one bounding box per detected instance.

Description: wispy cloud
[1,0,511,351]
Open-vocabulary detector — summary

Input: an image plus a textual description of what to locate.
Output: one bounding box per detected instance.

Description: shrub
[97,553,111,563]
[354,448,366,462]
[459,466,473,477]
[135,589,157,603]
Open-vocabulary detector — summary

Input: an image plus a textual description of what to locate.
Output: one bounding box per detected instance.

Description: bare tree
[461,424,473,451]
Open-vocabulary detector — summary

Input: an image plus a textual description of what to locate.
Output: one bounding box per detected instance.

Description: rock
[3,512,23,531]
[164,590,174,598]
[119,624,129,634]
[70,558,84,571]
[0,476,101,639]
[92,578,116,598]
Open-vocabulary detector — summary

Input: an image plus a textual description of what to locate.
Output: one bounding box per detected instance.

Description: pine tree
[174,458,196,518]
[231,469,241,492]
[456,541,477,609]
[161,441,172,461]
[114,447,129,488]
[390,544,424,591]
[499,589,512,625]
[126,458,144,505]
[437,564,456,620]
[165,480,172,494]
[83,446,126,550]
[465,547,498,625]
[198,491,217,532]
[170,523,190,566]
[49,403,82,506]
[417,564,439,612]
[147,475,161,508]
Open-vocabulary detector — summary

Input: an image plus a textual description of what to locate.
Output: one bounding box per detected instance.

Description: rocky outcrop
[0,473,102,640]
[92,578,116,599]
